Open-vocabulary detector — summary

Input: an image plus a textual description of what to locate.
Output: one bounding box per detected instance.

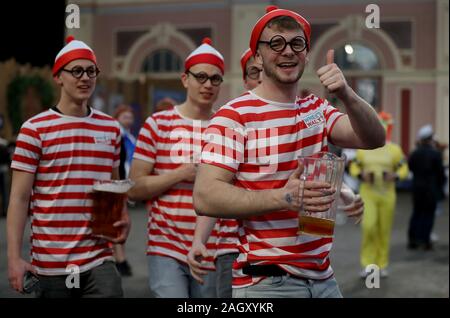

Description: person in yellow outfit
[350,111,409,278]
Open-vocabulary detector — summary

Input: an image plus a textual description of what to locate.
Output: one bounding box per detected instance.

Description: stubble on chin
[264,66,303,84]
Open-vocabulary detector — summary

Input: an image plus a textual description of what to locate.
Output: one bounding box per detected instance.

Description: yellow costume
[350,112,409,271]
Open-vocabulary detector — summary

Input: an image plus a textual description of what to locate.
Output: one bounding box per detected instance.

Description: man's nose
[80,71,90,80]
[281,43,295,56]
[203,79,213,88]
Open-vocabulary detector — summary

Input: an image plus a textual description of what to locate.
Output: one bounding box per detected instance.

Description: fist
[316,49,349,98]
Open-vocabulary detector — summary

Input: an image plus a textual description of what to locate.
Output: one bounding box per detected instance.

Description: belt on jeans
[242,265,288,277]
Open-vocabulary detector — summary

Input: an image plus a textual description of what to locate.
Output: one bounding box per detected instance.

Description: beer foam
[93,180,134,193]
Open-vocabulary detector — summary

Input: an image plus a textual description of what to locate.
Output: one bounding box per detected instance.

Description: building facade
[70,0,449,159]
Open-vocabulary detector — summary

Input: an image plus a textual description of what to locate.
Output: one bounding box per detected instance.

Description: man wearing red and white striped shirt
[187,48,263,298]
[128,38,223,298]
[194,6,385,298]
[7,37,130,298]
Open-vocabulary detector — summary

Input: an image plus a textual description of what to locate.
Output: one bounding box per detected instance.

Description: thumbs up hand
[317,49,350,100]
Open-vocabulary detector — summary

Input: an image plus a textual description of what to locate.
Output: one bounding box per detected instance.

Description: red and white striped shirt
[133,107,218,269]
[11,108,121,276]
[216,219,239,257]
[201,92,344,287]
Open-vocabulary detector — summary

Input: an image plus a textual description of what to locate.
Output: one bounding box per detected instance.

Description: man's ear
[53,74,63,86]
[181,72,189,89]
[243,79,250,91]
[255,50,263,66]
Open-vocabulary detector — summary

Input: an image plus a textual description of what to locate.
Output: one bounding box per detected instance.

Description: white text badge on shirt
[301,111,325,129]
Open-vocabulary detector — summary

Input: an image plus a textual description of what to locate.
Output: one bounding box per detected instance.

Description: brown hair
[113,104,133,119]
[266,16,302,32]
[155,97,176,112]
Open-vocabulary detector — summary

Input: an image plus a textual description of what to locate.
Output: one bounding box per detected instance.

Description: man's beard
[263,61,303,84]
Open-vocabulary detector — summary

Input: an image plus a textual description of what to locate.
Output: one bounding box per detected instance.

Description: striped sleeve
[133,115,159,163]
[11,121,42,173]
[201,106,246,173]
[113,123,122,168]
[321,98,345,136]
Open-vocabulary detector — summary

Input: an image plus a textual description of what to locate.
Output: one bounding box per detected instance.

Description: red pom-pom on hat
[66,35,75,43]
[266,5,278,13]
[202,37,212,45]
[185,37,224,74]
[53,36,97,75]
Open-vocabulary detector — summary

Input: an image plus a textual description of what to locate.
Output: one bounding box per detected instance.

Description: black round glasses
[258,35,308,53]
[62,66,100,79]
[187,70,223,86]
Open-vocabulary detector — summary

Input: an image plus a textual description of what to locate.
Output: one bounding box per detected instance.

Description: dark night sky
[0,1,66,67]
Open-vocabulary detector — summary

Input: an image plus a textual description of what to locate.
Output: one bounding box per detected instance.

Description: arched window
[141,49,182,73]
[335,43,380,71]
[335,43,381,108]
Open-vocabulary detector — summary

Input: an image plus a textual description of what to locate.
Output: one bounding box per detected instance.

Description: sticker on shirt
[94,136,113,145]
[302,111,325,128]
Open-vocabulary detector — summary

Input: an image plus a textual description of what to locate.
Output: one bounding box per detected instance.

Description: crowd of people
[4,5,447,298]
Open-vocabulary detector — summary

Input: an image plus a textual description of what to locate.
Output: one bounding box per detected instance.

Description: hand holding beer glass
[298,152,346,237]
[338,183,364,224]
[90,179,134,242]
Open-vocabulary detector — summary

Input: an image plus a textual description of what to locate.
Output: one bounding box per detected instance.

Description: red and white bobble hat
[52,36,97,76]
[185,37,225,75]
[249,5,311,56]
[240,48,253,79]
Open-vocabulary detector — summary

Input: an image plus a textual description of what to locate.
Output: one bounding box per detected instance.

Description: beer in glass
[91,179,134,238]
[298,152,346,237]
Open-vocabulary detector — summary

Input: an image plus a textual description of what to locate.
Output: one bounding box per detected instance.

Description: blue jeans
[215,253,238,298]
[232,275,343,298]
[148,254,217,298]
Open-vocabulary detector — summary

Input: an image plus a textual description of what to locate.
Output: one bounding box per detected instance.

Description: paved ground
[0,191,448,298]
[332,192,449,298]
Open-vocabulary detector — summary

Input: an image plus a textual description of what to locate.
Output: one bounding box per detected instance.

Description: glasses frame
[246,66,262,80]
[61,67,100,79]
[258,35,308,53]
[186,70,223,87]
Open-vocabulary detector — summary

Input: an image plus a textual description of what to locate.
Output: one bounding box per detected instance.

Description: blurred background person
[0,133,10,218]
[241,48,262,91]
[407,125,446,251]
[430,137,448,242]
[114,105,137,178]
[112,104,137,276]
[155,97,176,113]
[350,111,409,278]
